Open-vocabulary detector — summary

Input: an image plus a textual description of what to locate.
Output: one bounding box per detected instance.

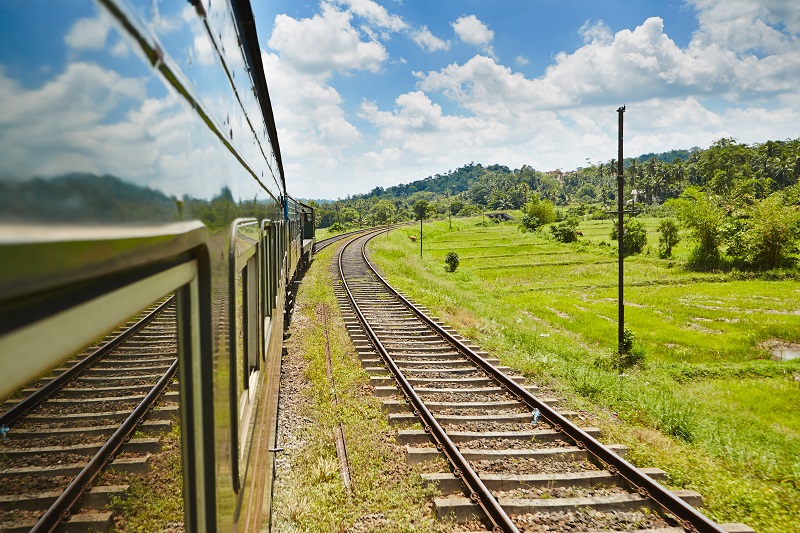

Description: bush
[657,218,681,258]
[610,218,647,256]
[328,222,344,232]
[519,197,556,232]
[734,193,800,269]
[668,188,725,270]
[551,217,580,242]
[444,251,460,272]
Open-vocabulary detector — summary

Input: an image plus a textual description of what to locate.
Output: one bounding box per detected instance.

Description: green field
[368,216,800,532]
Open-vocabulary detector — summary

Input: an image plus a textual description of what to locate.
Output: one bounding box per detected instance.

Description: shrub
[610,218,647,256]
[444,251,460,272]
[668,188,725,270]
[328,222,344,232]
[734,193,800,269]
[657,218,681,258]
[519,197,556,232]
[551,217,580,242]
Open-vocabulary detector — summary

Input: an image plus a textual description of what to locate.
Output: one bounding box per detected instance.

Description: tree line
[307,136,800,270]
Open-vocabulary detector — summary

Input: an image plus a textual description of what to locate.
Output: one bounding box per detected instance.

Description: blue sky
[253,0,800,200]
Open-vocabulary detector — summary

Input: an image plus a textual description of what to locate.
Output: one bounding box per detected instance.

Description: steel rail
[359,232,727,533]
[339,231,519,533]
[31,357,179,533]
[0,295,175,428]
[314,226,394,253]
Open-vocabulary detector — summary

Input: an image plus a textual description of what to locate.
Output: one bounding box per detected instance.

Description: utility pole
[617,105,626,355]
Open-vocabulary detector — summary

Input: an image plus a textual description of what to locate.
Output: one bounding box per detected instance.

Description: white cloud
[268,3,387,76]
[579,19,613,44]
[261,50,360,184]
[413,26,450,52]
[64,15,110,50]
[193,34,216,66]
[688,0,799,53]
[515,55,529,66]
[258,0,800,198]
[335,0,407,31]
[452,15,494,46]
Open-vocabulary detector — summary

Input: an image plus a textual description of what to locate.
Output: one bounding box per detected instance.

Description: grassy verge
[103,420,184,531]
[271,244,446,532]
[368,217,800,533]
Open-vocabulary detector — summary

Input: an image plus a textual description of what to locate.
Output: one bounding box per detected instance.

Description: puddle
[761,339,800,361]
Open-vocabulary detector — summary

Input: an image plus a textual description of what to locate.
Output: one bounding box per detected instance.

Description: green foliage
[328,222,344,232]
[727,192,800,269]
[669,188,726,269]
[444,251,460,272]
[519,196,556,231]
[550,217,580,242]
[657,218,681,258]
[610,218,648,256]
[371,199,395,225]
[412,199,430,220]
[625,218,647,255]
[622,327,635,353]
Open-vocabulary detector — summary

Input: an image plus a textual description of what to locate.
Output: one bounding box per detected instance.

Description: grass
[367,215,800,533]
[271,244,447,532]
[104,421,184,531]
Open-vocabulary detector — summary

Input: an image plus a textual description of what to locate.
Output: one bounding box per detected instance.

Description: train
[0,0,313,530]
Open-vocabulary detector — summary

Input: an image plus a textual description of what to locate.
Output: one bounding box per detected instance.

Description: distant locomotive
[0,0,312,530]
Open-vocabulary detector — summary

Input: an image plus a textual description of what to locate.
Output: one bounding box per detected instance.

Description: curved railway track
[0,299,179,532]
[335,230,751,533]
[314,227,384,253]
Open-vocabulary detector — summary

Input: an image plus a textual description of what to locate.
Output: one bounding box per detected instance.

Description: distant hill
[362,163,512,200]
[627,147,700,165]
[348,150,700,203]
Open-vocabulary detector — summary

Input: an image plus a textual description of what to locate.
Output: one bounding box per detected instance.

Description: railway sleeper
[32,382,179,398]
[0,455,151,478]
[382,398,559,414]
[372,385,540,397]
[19,390,179,408]
[370,376,525,387]
[396,428,601,446]
[360,357,501,368]
[84,363,174,374]
[423,468,667,494]
[0,484,128,512]
[20,404,179,423]
[405,444,628,465]
[6,419,172,439]
[0,511,114,533]
[0,437,162,459]
[433,490,703,524]
[390,410,579,426]
[365,366,498,376]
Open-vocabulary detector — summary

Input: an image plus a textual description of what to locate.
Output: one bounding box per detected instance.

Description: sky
[251,0,800,200]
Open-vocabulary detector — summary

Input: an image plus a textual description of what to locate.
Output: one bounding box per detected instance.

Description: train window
[229,218,260,492]
[261,220,273,320]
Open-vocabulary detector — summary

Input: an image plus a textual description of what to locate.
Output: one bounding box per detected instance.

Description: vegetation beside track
[103,420,184,531]
[368,217,800,533]
[271,244,446,532]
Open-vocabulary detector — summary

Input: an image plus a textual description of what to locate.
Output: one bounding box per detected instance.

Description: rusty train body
[0,0,312,530]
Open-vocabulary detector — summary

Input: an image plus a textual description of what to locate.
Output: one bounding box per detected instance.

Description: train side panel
[0,0,299,530]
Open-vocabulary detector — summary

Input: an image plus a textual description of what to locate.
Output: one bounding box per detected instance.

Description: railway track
[335,230,752,533]
[0,298,179,532]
